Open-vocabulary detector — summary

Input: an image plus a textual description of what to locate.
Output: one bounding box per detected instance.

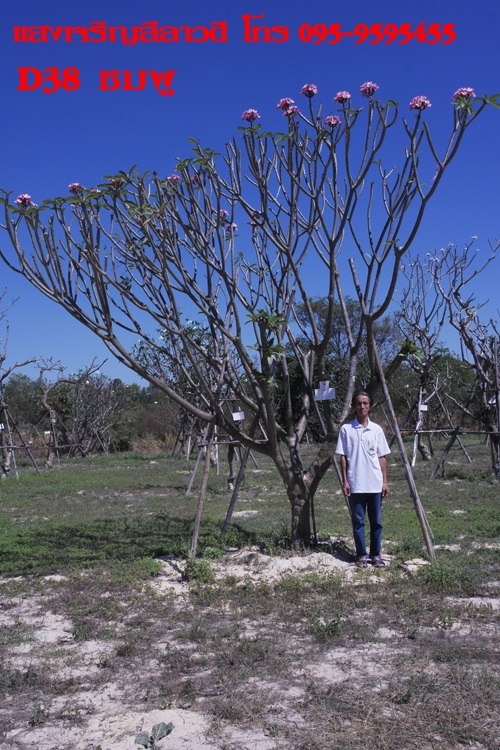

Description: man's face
[354,395,371,420]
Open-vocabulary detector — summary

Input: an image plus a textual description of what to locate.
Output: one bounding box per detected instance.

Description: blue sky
[0,0,499,383]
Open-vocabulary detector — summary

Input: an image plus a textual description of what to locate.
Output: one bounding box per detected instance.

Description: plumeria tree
[427,241,500,476]
[0,83,497,545]
[39,368,124,460]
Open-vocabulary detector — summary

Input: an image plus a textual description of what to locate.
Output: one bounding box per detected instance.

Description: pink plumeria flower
[284,105,300,118]
[166,174,180,183]
[241,109,260,123]
[360,81,379,98]
[109,177,125,188]
[301,84,318,98]
[334,91,351,104]
[15,193,36,207]
[250,210,262,227]
[277,97,295,110]
[324,115,342,128]
[219,209,229,219]
[409,95,431,111]
[69,182,84,195]
[89,188,102,195]
[226,223,238,234]
[453,87,475,101]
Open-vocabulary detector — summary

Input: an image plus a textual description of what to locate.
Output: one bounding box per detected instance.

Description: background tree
[394,251,493,465]
[61,372,126,454]
[0,85,496,544]
[428,241,500,476]
[112,381,181,452]
[0,294,39,477]
[133,320,218,454]
[35,361,104,467]
[2,372,45,428]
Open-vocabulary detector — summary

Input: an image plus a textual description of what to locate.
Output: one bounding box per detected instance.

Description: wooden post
[375,339,436,560]
[412,386,424,467]
[430,380,478,478]
[494,337,500,478]
[190,419,216,557]
[222,416,259,533]
[349,259,436,562]
[0,399,40,477]
[434,387,472,464]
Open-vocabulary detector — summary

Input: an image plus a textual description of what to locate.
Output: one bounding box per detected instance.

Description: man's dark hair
[351,390,373,408]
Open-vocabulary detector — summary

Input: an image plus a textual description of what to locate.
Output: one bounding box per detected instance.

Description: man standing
[336,391,390,568]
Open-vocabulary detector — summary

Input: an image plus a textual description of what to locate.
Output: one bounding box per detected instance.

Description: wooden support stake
[189,420,216,558]
[349,258,436,562]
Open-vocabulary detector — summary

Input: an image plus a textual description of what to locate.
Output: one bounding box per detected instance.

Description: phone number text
[298,22,456,45]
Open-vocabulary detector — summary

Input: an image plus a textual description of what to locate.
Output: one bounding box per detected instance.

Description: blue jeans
[349,493,382,558]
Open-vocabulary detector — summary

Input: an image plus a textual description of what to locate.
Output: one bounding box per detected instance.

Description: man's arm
[379,455,389,498]
[340,454,351,496]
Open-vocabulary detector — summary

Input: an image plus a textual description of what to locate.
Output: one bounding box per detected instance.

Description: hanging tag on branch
[314,381,336,401]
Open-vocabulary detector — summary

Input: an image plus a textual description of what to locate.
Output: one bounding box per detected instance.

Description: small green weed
[29,702,50,727]
[135,721,174,749]
[183,558,215,584]
[309,608,344,640]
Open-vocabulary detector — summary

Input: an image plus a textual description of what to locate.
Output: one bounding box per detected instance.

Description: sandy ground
[1,549,498,750]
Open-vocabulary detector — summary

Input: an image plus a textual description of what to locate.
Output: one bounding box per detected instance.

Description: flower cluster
[166,174,180,184]
[276,97,300,117]
[241,109,260,123]
[409,95,432,111]
[15,193,36,208]
[334,91,351,104]
[277,97,294,110]
[301,83,318,98]
[69,182,84,195]
[250,210,262,227]
[453,87,475,101]
[109,177,125,188]
[242,84,475,132]
[217,208,235,234]
[324,115,342,128]
[89,188,102,195]
[360,81,379,98]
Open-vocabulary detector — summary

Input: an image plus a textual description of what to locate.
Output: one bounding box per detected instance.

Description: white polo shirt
[335,418,390,493]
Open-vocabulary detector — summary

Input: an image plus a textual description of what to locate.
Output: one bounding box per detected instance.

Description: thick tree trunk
[489,433,500,478]
[287,481,312,548]
[227,444,237,491]
[283,441,338,548]
[0,429,12,478]
[417,435,432,461]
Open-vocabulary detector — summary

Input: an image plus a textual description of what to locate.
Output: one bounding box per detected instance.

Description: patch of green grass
[417,560,477,595]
